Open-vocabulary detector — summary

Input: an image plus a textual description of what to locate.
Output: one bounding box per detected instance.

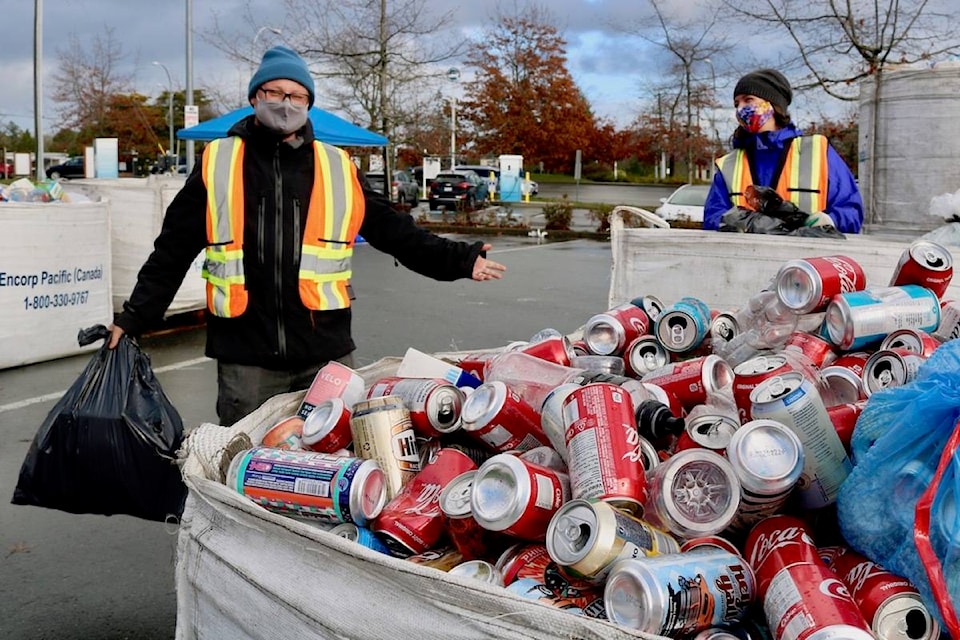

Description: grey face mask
[254,99,309,136]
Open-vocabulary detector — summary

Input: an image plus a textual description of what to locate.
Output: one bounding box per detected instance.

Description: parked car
[428,170,489,211]
[655,184,710,223]
[455,165,499,193]
[523,177,539,196]
[366,170,419,205]
[2,160,13,179]
[45,156,86,180]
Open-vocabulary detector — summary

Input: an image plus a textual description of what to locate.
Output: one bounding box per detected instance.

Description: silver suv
[366,170,420,205]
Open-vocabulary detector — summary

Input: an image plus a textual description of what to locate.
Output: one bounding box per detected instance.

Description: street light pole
[152,61,175,167]
[446,67,460,170]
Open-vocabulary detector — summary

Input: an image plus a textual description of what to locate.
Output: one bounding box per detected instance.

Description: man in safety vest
[108,46,506,426]
[703,68,864,233]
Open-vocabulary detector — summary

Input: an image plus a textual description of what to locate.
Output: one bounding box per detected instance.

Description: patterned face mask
[736,99,775,133]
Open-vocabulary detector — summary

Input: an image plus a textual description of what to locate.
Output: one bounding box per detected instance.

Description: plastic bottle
[714,290,799,367]
[482,351,586,410]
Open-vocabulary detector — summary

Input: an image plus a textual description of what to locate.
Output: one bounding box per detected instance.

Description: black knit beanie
[734,69,792,114]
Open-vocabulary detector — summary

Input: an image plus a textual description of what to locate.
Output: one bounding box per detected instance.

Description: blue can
[824,285,940,351]
[331,522,392,555]
[654,296,712,353]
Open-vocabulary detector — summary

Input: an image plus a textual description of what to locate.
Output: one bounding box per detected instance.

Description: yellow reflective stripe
[316,142,354,243]
[787,136,827,213]
[206,139,242,244]
[718,151,748,207]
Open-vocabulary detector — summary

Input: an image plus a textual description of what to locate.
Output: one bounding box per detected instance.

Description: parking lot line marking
[0,356,212,414]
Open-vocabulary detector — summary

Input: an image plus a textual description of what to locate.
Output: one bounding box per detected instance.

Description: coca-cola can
[776,255,867,314]
[571,339,590,356]
[831,351,871,375]
[676,414,740,453]
[933,299,960,343]
[732,354,795,424]
[880,328,941,358]
[456,351,501,382]
[373,447,477,557]
[604,549,755,636]
[546,498,679,583]
[642,355,735,412]
[890,240,953,299]
[460,381,548,453]
[562,383,646,513]
[725,420,805,534]
[296,361,366,420]
[824,285,941,351]
[749,372,852,509]
[583,303,652,356]
[654,296,713,353]
[643,448,741,538]
[862,348,921,397]
[301,397,353,453]
[710,311,740,345]
[366,376,465,438]
[827,401,867,453]
[471,453,570,540]
[820,545,940,640]
[744,515,824,597]
[783,331,836,368]
[350,396,421,499]
[518,334,576,366]
[624,335,671,378]
[439,469,505,561]
[629,294,666,323]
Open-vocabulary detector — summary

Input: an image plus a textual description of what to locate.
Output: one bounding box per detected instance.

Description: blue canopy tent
[176,105,387,146]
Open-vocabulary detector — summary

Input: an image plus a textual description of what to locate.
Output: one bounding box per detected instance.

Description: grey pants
[216,353,356,427]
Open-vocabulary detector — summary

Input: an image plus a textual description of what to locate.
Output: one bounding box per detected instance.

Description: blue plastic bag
[837,339,960,634]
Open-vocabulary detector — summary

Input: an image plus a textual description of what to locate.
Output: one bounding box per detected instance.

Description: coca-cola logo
[748,525,814,568]
[842,560,895,594]
[819,577,852,600]
[823,256,861,293]
[402,482,443,517]
[622,427,646,463]
[629,316,648,335]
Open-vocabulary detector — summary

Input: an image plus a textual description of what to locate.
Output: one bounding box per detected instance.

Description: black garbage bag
[719,185,845,239]
[12,325,187,521]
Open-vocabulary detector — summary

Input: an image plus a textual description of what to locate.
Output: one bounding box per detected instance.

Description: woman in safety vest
[703,68,864,233]
[107,46,506,426]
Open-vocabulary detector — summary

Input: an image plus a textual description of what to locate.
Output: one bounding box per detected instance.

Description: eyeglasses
[257,87,310,107]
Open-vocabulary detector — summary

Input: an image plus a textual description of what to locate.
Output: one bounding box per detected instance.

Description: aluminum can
[539,382,580,463]
[226,447,386,526]
[890,240,953,299]
[471,453,570,540]
[301,397,353,453]
[824,285,941,351]
[519,445,566,471]
[629,294,666,323]
[831,351,871,375]
[676,414,740,453]
[643,448,742,538]
[373,447,477,557]
[404,547,463,571]
[569,371,656,411]
[500,543,606,617]
[820,545,940,640]
[880,328,941,357]
[571,339,590,356]
[820,357,868,405]
[711,311,741,345]
[635,432,661,474]
[261,415,305,450]
[546,498,679,583]
[330,522,391,555]
[680,535,742,557]
[365,376,465,438]
[642,355,735,412]
[826,401,867,453]
[604,549,755,635]
[776,255,867,315]
[933,299,960,342]
[862,348,920,397]
[518,334,576,366]
[744,515,821,597]
[655,296,713,353]
[732,354,795,424]
[583,303,651,356]
[562,383,646,512]
[455,351,500,382]
[439,470,505,561]
[460,380,548,453]
[749,372,852,509]
[624,334,671,377]
[569,354,625,376]
[350,396,420,499]
[725,420,805,534]
[783,332,836,368]
[448,559,504,586]
[296,361,366,420]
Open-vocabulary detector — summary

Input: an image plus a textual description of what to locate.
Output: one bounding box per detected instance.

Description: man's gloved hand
[805,211,836,228]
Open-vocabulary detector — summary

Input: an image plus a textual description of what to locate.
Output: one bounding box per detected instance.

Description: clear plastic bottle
[714,290,799,367]
[482,350,586,410]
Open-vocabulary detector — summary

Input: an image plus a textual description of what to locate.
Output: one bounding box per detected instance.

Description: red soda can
[365,376,465,438]
[471,453,570,541]
[826,400,867,453]
[456,351,501,382]
[820,545,940,640]
[570,339,590,357]
[880,328,941,358]
[460,381,548,453]
[831,351,870,375]
[744,515,821,596]
[732,354,795,424]
[642,355,734,413]
[862,348,921,397]
[623,335,671,378]
[933,299,960,343]
[583,303,652,356]
[518,334,576,366]
[301,397,353,453]
[890,240,953,299]
[783,331,836,368]
[372,447,478,557]
[776,255,867,314]
[562,383,646,513]
[439,470,506,561]
[296,361,366,420]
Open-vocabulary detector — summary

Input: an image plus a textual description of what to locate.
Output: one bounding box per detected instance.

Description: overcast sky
[1,0,886,139]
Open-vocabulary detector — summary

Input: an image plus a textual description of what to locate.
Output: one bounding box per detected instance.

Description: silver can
[570,355,626,376]
[682,414,740,452]
[824,285,941,351]
[539,382,580,463]
[749,371,852,509]
[624,335,671,378]
[862,349,918,397]
[819,365,866,405]
[725,419,805,533]
[710,311,741,345]
[448,559,505,586]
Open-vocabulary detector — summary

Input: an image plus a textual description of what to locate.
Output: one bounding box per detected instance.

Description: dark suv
[428,170,489,211]
[46,157,86,180]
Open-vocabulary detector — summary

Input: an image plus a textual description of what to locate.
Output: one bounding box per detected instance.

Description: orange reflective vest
[717,134,829,214]
[200,137,365,317]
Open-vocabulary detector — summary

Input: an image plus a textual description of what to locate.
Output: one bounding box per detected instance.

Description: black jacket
[115,116,484,369]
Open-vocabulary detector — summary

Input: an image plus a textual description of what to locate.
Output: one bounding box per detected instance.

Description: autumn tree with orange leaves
[458,6,597,174]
